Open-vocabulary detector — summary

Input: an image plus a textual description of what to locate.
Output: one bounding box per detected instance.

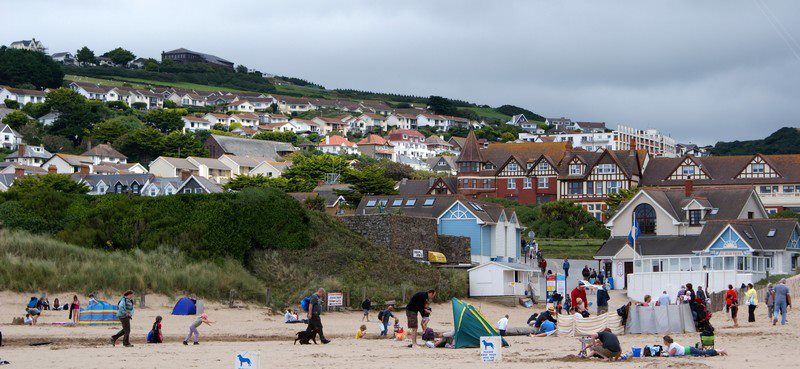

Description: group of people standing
[725,279,792,327]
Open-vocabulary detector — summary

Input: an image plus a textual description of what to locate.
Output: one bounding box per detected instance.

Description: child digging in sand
[184,313,213,345]
[356,324,367,339]
[147,316,163,343]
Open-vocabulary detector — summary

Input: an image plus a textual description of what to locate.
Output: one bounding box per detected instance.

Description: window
[115,184,123,193]
[607,181,621,194]
[131,183,140,195]
[469,202,484,211]
[366,200,377,207]
[462,179,469,188]
[586,181,594,194]
[689,209,702,226]
[406,198,416,206]
[784,186,795,193]
[507,179,516,189]
[195,188,203,194]
[634,203,657,234]
[569,164,582,175]
[752,163,765,173]
[472,179,477,188]
[537,162,549,171]
[597,164,616,174]
[423,198,435,206]
[149,188,157,196]
[483,179,490,188]
[748,211,754,219]
[507,162,518,171]
[523,178,532,189]
[595,181,604,194]
[760,186,772,193]
[537,177,548,188]
[681,165,695,175]
[183,188,192,194]
[567,182,582,195]
[526,163,533,170]
[392,199,403,206]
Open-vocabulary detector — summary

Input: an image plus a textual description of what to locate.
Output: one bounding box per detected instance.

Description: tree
[162,99,177,109]
[344,166,397,197]
[605,187,639,218]
[9,174,89,194]
[45,88,112,144]
[1,110,32,130]
[143,58,159,71]
[770,209,800,221]
[235,65,248,73]
[252,130,301,146]
[91,116,144,144]
[16,121,44,146]
[0,47,64,88]
[711,127,800,155]
[42,134,74,153]
[144,108,187,133]
[496,104,546,122]
[131,102,147,110]
[161,131,207,158]
[500,132,516,142]
[20,102,50,118]
[282,154,350,186]
[223,174,289,191]
[304,195,326,212]
[116,127,164,163]
[76,46,97,65]
[105,100,129,110]
[104,47,136,66]
[530,200,609,239]
[428,96,458,116]
[3,99,19,109]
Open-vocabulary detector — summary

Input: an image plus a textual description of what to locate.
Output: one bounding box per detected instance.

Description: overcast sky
[3,0,799,145]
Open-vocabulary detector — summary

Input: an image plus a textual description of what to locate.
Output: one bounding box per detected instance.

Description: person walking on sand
[306,288,330,344]
[406,289,436,348]
[773,278,792,326]
[563,258,570,278]
[183,313,213,345]
[745,283,758,323]
[361,297,372,322]
[497,314,509,336]
[726,285,739,327]
[379,305,395,337]
[110,290,135,347]
[765,283,776,320]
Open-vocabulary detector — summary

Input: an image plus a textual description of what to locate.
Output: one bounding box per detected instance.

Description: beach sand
[0,290,795,368]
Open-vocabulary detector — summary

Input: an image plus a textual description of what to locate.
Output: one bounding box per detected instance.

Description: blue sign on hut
[171,297,197,315]
[78,301,119,326]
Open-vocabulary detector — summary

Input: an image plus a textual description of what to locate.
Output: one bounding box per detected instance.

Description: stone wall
[339,214,471,264]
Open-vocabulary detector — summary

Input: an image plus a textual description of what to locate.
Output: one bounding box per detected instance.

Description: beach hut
[78,301,119,326]
[171,297,197,315]
[451,298,509,348]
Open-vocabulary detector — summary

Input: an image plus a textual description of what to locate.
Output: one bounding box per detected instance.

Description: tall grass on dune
[0,229,265,301]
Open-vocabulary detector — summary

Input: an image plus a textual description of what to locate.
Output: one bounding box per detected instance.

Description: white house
[69,82,112,101]
[182,116,212,132]
[317,135,358,155]
[353,113,389,134]
[10,38,46,52]
[0,124,22,150]
[386,129,433,159]
[148,156,199,178]
[3,144,51,167]
[251,160,290,178]
[595,186,799,300]
[468,262,537,297]
[275,95,316,113]
[82,144,127,165]
[203,113,230,127]
[386,113,418,130]
[227,100,256,113]
[186,157,233,183]
[229,113,259,128]
[41,153,95,174]
[0,86,46,105]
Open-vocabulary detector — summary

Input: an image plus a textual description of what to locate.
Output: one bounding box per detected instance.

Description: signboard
[527,230,535,239]
[711,250,746,256]
[412,249,424,258]
[546,274,556,299]
[555,275,566,297]
[479,336,502,362]
[234,351,259,369]
[327,292,343,307]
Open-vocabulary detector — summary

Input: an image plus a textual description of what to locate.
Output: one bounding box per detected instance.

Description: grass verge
[537,239,605,259]
[0,229,265,301]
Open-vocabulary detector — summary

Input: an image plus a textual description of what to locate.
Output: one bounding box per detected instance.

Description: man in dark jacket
[306,288,330,344]
[597,288,610,314]
[563,259,570,277]
[529,305,557,328]
[406,289,436,347]
[361,297,371,322]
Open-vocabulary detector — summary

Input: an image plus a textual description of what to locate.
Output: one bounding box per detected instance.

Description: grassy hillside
[463,106,512,122]
[0,229,265,300]
[251,211,467,309]
[537,239,605,259]
[711,127,800,155]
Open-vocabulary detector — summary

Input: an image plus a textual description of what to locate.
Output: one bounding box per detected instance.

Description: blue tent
[171,297,197,315]
[78,301,119,326]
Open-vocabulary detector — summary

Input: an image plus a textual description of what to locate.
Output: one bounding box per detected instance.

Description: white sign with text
[479,336,502,363]
[327,292,344,307]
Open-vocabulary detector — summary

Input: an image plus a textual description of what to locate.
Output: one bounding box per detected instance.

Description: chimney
[629,138,636,151]
[684,179,693,197]
[18,144,26,158]
[14,167,25,178]
[47,165,57,174]
[79,165,90,175]
[180,169,192,181]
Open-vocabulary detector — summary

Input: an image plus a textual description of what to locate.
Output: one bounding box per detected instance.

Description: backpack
[643,345,663,357]
[300,296,312,311]
[377,310,385,321]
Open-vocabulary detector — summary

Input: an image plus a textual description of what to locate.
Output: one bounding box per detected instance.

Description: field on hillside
[536,238,604,259]
[462,106,511,121]
[65,74,247,93]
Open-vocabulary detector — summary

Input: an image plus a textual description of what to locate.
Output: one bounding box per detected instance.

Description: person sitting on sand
[285,309,302,323]
[23,313,35,325]
[531,305,558,328]
[88,293,98,306]
[589,328,622,361]
[356,324,367,339]
[52,298,61,311]
[661,335,726,357]
[183,313,213,345]
[573,299,590,318]
[148,316,163,343]
[434,330,455,348]
[530,319,557,337]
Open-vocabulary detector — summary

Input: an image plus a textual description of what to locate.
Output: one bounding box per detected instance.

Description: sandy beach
[0,290,796,369]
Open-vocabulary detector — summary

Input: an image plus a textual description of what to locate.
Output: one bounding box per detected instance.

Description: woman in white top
[662,335,726,357]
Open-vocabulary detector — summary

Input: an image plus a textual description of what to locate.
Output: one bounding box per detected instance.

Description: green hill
[0,188,466,307]
[711,127,800,155]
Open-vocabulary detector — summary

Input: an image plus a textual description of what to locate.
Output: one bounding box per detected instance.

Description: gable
[705,226,753,255]
[528,156,558,176]
[788,226,800,250]
[735,155,780,179]
[667,157,710,180]
[439,202,478,221]
[498,157,525,177]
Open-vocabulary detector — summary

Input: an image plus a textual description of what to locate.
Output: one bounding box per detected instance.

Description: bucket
[631,347,642,357]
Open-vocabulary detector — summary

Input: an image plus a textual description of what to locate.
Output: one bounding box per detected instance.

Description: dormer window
[681,165,695,175]
[507,162,518,171]
[569,164,582,175]
[597,164,616,174]
[688,209,702,226]
[537,162,549,171]
[751,163,765,173]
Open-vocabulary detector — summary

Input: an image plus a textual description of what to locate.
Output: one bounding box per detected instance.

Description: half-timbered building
[640,153,800,214]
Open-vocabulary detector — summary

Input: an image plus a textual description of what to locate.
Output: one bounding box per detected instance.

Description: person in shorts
[590,328,621,361]
[405,289,436,347]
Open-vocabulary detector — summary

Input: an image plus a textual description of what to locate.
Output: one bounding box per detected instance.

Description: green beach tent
[451,297,509,348]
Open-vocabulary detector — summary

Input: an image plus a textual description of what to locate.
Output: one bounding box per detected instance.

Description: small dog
[294,330,318,345]
[481,340,495,349]
[236,354,252,366]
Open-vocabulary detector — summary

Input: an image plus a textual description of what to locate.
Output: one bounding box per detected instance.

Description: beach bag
[146,330,155,343]
[300,296,312,311]
[643,345,662,357]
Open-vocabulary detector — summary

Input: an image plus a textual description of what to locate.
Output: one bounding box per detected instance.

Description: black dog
[294,330,317,345]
